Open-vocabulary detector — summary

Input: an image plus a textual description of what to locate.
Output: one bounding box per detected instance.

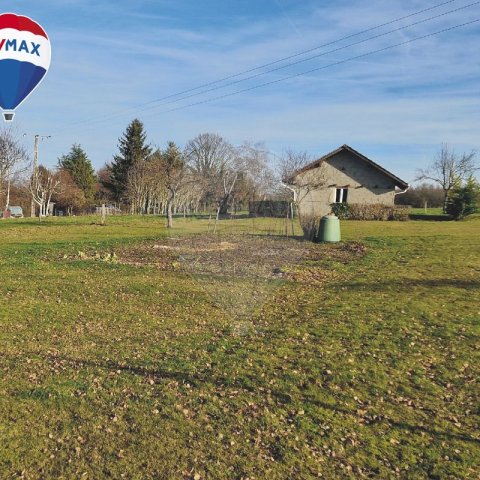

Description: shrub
[446,177,480,219]
[330,203,350,219]
[299,204,410,240]
[330,203,410,221]
[390,206,410,221]
[351,204,389,221]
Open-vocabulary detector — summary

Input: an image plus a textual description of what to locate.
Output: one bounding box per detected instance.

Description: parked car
[4,206,24,218]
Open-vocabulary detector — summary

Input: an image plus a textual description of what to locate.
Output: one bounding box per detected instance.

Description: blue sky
[5,0,480,182]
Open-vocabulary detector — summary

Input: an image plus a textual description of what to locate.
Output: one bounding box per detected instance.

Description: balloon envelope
[0,13,51,120]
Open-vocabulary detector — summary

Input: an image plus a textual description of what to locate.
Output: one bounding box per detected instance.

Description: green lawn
[410,207,445,215]
[0,215,479,479]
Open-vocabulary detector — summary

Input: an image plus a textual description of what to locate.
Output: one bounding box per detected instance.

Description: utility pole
[31,135,39,217]
[25,134,51,217]
[5,176,11,210]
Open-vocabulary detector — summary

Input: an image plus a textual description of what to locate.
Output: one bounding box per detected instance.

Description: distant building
[95,204,121,215]
[285,144,409,217]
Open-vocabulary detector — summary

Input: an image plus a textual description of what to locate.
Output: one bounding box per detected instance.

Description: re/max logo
[0,39,41,56]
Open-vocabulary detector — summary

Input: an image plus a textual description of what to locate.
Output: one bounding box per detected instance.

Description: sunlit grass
[0,214,479,478]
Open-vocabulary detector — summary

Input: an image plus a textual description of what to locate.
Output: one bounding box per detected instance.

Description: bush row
[330,203,410,221]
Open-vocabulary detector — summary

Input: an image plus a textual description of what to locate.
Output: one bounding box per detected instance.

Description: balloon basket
[3,112,14,122]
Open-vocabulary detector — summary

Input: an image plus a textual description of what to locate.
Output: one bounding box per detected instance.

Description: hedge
[330,203,410,221]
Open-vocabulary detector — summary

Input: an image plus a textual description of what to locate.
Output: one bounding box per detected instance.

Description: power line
[59,0,468,130]
[149,18,480,117]
[142,0,461,104]
[61,16,480,132]
[146,1,480,109]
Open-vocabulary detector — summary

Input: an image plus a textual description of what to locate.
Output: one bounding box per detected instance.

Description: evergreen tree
[108,119,152,202]
[446,176,480,219]
[58,144,96,202]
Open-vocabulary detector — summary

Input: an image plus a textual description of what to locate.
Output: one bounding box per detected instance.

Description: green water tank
[316,214,341,243]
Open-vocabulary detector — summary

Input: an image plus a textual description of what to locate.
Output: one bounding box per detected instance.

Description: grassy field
[0,214,479,479]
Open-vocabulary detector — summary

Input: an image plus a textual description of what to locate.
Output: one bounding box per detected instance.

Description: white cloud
[8,0,478,179]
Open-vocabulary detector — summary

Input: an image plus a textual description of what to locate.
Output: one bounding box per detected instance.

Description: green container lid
[317,214,341,243]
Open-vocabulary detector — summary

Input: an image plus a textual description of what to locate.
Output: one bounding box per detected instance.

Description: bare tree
[217,157,241,217]
[185,133,234,177]
[30,165,61,217]
[155,142,188,228]
[126,158,152,214]
[235,142,276,205]
[0,127,29,209]
[53,169,87,215]
[277,149,322,204]
[173,178,203,217]
[278,148,312,184]
[416,144,477,212]
[185,133,237,216]
[279,149,329,241]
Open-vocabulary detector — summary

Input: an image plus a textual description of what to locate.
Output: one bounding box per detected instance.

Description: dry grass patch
[114,234,367,282]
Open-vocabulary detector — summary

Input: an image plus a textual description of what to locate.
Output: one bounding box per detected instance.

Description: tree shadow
[340,277,480,290]
[30,353,480,446]
[303,397,480,445]
[409,214,451,221]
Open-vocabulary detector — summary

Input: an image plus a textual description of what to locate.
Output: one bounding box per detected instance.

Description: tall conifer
[109,119,152,201]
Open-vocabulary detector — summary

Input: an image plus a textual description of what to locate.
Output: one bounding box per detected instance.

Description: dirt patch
[152,241,237,253]
[114,235,367,283]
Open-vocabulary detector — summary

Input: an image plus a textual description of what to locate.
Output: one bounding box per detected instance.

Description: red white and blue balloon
[0,13,51,122]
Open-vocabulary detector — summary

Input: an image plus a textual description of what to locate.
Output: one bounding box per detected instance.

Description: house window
[335,188,348,203]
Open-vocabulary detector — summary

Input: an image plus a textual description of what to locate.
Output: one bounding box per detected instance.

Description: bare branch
[0,126,30,198]
[416,143,477,212]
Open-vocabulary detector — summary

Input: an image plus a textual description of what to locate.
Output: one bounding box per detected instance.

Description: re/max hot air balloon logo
[0,13,51,122]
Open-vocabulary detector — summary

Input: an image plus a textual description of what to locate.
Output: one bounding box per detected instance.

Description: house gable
[324,150,398,190]
[288,145,409,218]
[289,144,408,191]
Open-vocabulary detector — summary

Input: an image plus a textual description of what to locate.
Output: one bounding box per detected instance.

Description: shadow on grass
[409,214,451,221]
[33,353,480,446]
[340,278,480,290]
[304,397,480,445]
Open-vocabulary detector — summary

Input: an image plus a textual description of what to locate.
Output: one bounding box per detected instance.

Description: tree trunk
[5,178,10,209]
[443,190,449,214]
[218,195,229,216]
[166,201,173,228]
[213,206,221,233]
[101,204,106,225]
[165,189,176,228]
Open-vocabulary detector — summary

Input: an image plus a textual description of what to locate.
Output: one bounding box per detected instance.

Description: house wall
[295,150,397,217]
